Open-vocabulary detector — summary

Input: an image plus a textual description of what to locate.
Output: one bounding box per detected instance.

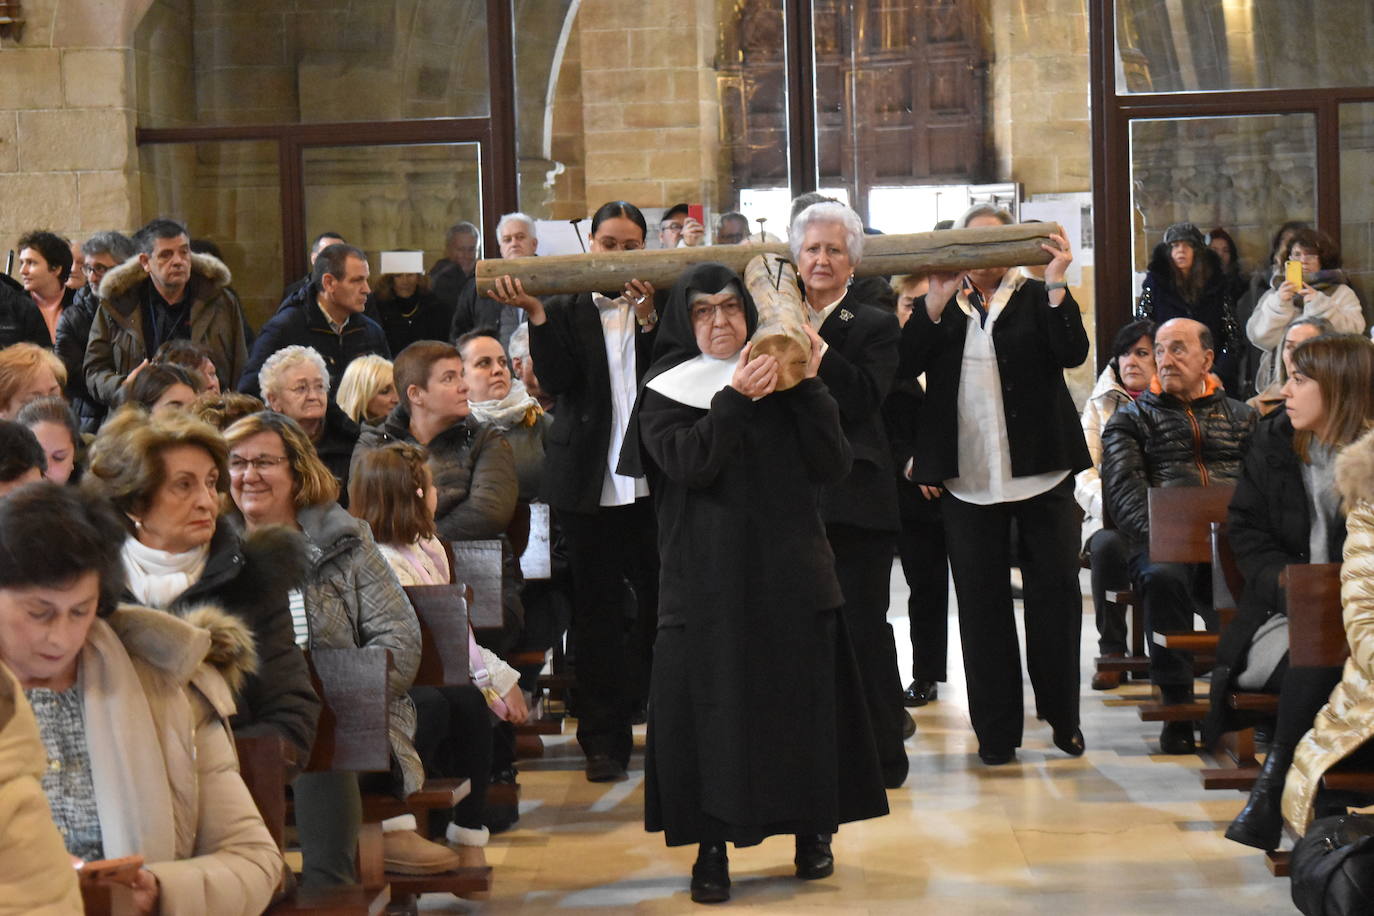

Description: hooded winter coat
[85,253,249,408]
[1246,269,1365,353]
[1284,428,1374,831]
[1100,376,1257,548]
[1135,243,1237,366]
[50,606,283,915]
[0,662,82,915]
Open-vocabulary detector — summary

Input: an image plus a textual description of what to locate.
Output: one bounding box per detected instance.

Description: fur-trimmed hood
[107,603,258,698]
[98,251,232,306]
[1337,425,1374,511]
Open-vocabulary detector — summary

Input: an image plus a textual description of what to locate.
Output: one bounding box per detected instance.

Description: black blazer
[528,293,657,514]
[899,278,1091,486]
[816,293,901,533]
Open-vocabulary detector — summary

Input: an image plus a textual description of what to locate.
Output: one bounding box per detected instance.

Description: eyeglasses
[690,301,744,323]
[285,382,327,397]
[228,455,290,474]
[660,221,684,232]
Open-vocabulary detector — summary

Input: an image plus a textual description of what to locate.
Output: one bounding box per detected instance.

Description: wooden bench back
[1211,521,1245,617]
[403,584,473,688]
[1148,485,1237,564]
[234,733,287,850]
[1288,562,1347,668]
[303,646,392,773]
[450,539,505,630]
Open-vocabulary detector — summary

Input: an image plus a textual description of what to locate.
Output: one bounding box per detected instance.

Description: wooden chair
[449,539,505,631]
[1135,485,1236,726]
[1092,507,1151,684]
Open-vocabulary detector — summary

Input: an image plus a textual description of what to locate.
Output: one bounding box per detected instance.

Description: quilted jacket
[1100,376,1256,547]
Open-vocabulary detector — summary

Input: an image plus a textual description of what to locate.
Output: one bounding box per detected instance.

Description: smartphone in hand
[1286,258,1304,291]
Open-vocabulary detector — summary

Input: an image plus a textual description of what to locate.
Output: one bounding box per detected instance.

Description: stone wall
[0,0,152,256]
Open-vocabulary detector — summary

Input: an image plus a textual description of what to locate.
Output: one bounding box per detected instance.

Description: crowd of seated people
[4,200,1374,911]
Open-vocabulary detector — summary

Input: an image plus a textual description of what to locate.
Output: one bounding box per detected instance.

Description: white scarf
[120,536,210,610]
[468,379,542,431]
[645,353,740,409]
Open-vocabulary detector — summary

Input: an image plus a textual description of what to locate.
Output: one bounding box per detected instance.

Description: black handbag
[1291,813,1374,915]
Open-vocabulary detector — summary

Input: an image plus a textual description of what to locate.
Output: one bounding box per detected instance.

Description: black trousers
[561,497,659,766]
[411,685,493,832]
[828,523,908,784]
[1126,552,1214,688]
[896,509,949,683]
[1087,528,1131,656]
[941,476,1083,753]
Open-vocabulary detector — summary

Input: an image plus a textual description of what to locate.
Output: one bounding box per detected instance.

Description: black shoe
[903,680,939,707]
[1053,726,1086,757]
[491,765,518,785]
[1224,744,1293,850]
[690,843,730,904]
[585,754,627,782]
[1158,720,1196,755]
[794,834,834,880]
[901,711,917,740]
[978,748,1017,766]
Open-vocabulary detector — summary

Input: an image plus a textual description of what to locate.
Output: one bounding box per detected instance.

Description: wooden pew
[235,647,393,915]
[1135,485,1236,728]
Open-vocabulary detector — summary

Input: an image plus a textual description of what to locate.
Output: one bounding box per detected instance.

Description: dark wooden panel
[304,646,391,773]
[1287,562,1346,668]
[234,733,287,850]
[403,584,473,688]
[1147,485,1237,564]
[450,539,505,630]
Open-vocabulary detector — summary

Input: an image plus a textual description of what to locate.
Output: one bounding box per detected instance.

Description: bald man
[1100,318,1256,753]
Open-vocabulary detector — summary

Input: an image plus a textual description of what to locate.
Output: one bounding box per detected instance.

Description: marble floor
[421,565,1295,914]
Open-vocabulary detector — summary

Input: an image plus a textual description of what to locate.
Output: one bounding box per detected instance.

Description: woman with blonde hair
[336,353,399,426]
[223,411,459,884]
[0,342,65,419]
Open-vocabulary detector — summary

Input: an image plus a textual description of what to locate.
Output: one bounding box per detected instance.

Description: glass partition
[1116,0,1374,94]
[138,141,283,327]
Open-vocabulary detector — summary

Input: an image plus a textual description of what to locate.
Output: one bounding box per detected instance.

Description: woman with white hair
[789,200,909,788]
[258,345,358,503]
[898,203,1087,766]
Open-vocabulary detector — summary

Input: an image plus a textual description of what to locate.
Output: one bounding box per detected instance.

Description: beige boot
[382,829,463,875]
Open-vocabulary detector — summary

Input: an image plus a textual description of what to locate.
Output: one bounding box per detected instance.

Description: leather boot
[690,843,730,904]
[1224,743,1294,850]
[794,833,834,880]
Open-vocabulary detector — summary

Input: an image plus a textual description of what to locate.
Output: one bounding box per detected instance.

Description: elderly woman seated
[0,342,65,420]
[0,482,282,915]
[82,407,320,774]
[223,410,462,884]
[258,345,358,501]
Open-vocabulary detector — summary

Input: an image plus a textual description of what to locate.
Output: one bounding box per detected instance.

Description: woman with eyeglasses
[258,345,359,504]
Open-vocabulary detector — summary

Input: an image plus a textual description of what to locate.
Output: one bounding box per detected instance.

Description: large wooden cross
[474,222,1063,298]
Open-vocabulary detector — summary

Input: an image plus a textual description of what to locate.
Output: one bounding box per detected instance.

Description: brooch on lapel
[839,308,854,322]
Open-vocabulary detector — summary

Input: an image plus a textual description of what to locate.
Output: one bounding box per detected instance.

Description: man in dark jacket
[85,219,249,408]
[0,273,51,352]
[430,221,480,311]
[239,243,390,397]
[55,231,135,432]
[1101,317,1257,752]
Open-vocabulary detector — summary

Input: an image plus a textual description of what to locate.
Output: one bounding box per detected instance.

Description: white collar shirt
[943,271,1069,505]
[594,293,650,506]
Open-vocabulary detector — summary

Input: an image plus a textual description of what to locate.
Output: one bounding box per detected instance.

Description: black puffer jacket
[1101,380,1257,547]
[54,285,105,433]
[1202,412,1348,745]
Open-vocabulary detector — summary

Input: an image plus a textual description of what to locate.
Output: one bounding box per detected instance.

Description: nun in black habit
[621,262,889,905]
